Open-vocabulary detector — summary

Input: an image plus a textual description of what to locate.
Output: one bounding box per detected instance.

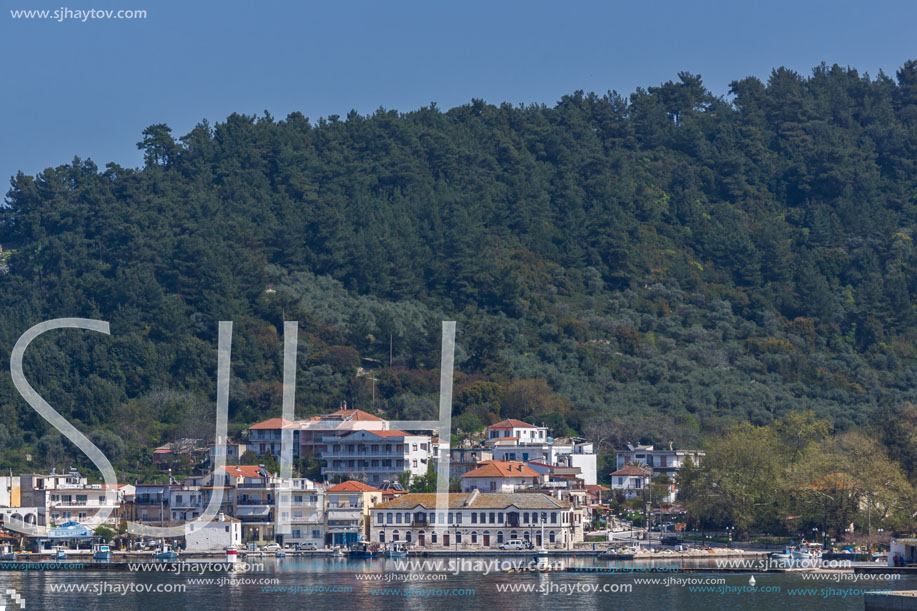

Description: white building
[279,478,324,547]
[492,439,597,486]
[321,430,435,485]
[609,465,653,499]
[20,471,129,527]
[460,461,541,493]
[370,491,584,549]
[185,514,242,552]
[486,419,549,443]
[615,444,704,476]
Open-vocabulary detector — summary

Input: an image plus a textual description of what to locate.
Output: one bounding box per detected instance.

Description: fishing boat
[347,541,379,559]
[92,543,112,561]
[769,548,794,567]
[791,542,822,562]
[274,550,287,558]
[153,543,178,561]
[0,544,17,561]
[383,543,407,558]
[53,546,68,561]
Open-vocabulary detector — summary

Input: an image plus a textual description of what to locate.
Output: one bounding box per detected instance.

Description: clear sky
[1,0,915,185]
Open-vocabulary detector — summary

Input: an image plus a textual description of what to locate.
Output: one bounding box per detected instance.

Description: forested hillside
[1,62,915,477]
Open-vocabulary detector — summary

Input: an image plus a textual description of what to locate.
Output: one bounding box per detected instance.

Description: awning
[235,507,271,517]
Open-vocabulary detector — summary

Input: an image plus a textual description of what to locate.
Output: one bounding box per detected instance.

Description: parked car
[499,539,526,550]
[261,543,281,553]
[298,542,317,551]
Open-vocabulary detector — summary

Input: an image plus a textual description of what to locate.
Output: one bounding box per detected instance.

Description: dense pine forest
[0,62,915,479]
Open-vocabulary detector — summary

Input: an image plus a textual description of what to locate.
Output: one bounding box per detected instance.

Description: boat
[53,546,68,561]
[332,546,345,557]
[347,541,380,559]
[383,543,407,558]
[274,550,287,558]
[153,543,178,561]
[791,542,822,562]
[769,548,794,567]
[92,543,112,561]
[0,544,17,561]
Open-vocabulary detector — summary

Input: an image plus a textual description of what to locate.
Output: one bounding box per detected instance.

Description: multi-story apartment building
[278,478,324,547]
[246,418,300,460]
[20,470,129,527]
[491,438,597,486]
[324,481,382,546]
[299,408,389,458]
[614,444,704,501]
[321,430,435,485]
[370,491,584,549]
[615,444,704,476]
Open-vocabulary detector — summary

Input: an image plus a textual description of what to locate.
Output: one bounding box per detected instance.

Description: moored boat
[383,543,407,558]
[0,544,17,561]
[153,542,178,561]
[53,546,68,561]
[92,543,112,561]
[348,541,380,559]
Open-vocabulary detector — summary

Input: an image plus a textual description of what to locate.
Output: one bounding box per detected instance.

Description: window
[497,532,504,543]
[431,533,437,544]
[471,513,477,524]
[404,513,410,523]
[393,530,400,542]
[413,459,418,468]
[551,512,557,524]
[429,512,436,524]
[456,513,462,524]
[377,514,383,524]
[523,512,529,523]
[387,513,393,524]
[549,531,556,543]
[448,512,453,524]
[456,532,462,543]
[396,513,402,524]
[379,531,385,543]
[489,512,495,524]
[471,532,477,544]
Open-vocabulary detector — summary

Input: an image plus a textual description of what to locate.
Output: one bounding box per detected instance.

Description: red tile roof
[248,418,295,430]
[488,419,536,429]
[222,465,269,479]
[461,460,541,478]
[326,481,382,493]
[329,409,384,422]
[365,430,410,438]
[610,465,652,476]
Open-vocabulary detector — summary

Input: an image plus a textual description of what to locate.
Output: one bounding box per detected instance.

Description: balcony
[236,499,273,507]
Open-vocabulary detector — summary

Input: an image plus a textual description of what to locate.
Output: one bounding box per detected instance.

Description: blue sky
[1,0,915,185]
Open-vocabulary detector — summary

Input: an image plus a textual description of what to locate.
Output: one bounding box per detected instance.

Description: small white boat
[53,546,67,561]
[0,544,17,561]
[274,550,286,558]
[153,543,178,561]
[92,543,112,561]
[383,544,407,558]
